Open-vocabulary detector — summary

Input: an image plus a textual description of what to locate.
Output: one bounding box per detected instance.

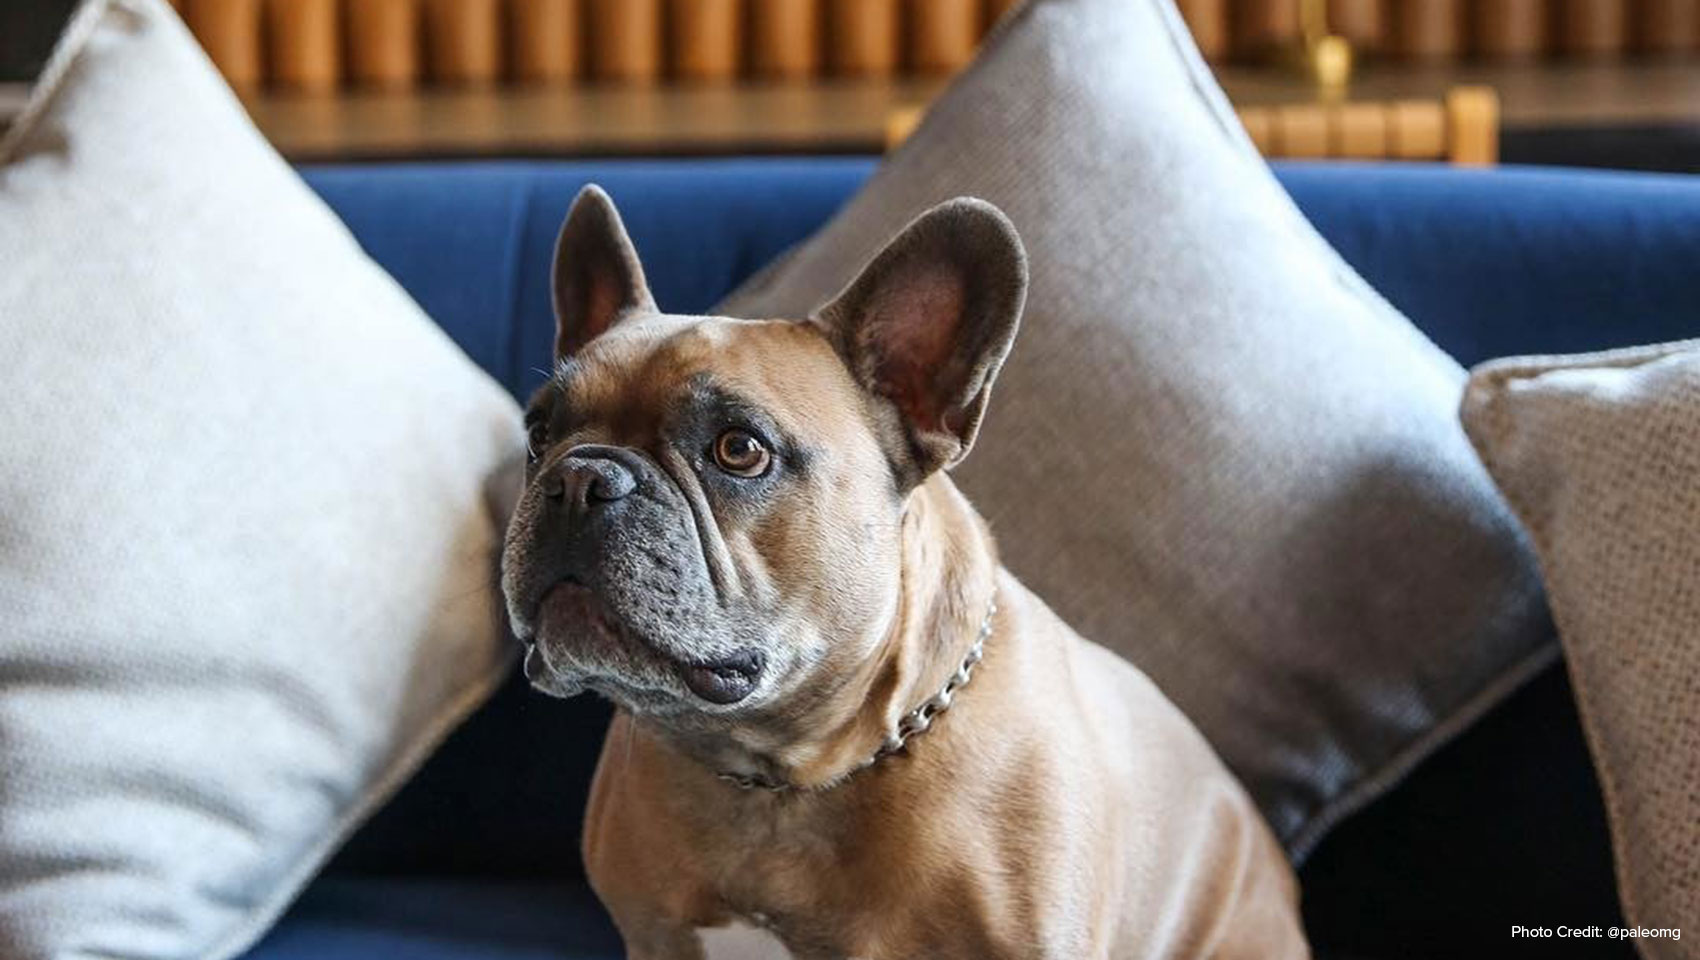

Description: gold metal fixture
[1298,0,1353,96]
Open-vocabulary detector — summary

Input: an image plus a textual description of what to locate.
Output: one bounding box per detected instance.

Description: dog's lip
[524,577,588,637]
[680,649,765,705]
[533,580,764,706]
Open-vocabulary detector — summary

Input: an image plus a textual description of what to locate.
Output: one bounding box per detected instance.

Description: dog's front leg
[615,915,708,960]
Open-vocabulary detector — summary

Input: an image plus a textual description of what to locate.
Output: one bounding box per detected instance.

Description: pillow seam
[1472,338,1700,385]
[0,0,113,165]
[1286,638,1561,862]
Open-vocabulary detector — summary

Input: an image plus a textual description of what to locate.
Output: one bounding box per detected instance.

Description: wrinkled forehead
[549,314,864,444]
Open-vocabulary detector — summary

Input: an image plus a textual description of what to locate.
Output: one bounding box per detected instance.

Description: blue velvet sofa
[245,159,1700,960]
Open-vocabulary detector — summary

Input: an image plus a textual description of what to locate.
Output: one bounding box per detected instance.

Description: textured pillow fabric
[720,0,1552,856]
[1464,345,1700,959]
[0,1,520,957]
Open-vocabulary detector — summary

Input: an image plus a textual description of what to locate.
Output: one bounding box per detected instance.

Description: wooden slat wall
[1191,0,1695,62]
[179,0,1698,94]
[181,0,1020,91]
[1208,87,1497,162]
[887,85,1499,165]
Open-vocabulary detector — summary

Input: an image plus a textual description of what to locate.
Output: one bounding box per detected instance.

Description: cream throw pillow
[1465,344,1700,960]
[0,1,521,956]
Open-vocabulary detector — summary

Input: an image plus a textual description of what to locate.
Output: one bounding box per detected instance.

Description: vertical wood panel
[750,0,821,79]
[347,0,420,89]
[590,0,664,83]
[424,0,503,85]
[671,0,743,82]
[1326,0,1385,55]
[908,0,978,73]
[1389,0,1462,58]
[828,0,900,77]
[1233,0,1301,58]
[1387,98,1445,157]
[1446,86,1498,165]
[267,0,342,92]
[1472,0,1546,59]
[1555,0,1628,58]
[510,0,582,84]
[1177,0,1231,60]
[1238,107,1274,154]
[1635,0,1697,54]
[985,0,1024,28]
[1334,102,1389,157]
[186,0,265,90]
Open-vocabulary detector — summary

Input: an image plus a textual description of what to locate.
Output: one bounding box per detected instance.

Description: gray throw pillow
[720,0,1553,856]
[1464,344,1700,959]
[0,1,521,956]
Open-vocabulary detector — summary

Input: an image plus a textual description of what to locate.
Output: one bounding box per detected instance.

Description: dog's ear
[813,198,1028,483]
[552,185,657,360]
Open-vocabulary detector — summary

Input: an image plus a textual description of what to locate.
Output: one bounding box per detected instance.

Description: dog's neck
[660,473,1000,792]
[785,473,1000,788]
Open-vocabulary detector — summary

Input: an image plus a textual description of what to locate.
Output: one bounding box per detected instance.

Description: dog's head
[500,186,1026,724]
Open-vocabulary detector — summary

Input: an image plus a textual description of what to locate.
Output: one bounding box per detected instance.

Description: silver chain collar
[717,596,998,793]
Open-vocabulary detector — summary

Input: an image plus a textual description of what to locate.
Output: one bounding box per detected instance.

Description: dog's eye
[713,429,771,478]
[525,416,549,465]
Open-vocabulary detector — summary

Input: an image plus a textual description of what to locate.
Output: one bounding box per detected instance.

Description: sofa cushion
[304,158,876,399]
[0,1,519,956]
[1464,343,1700,958]
[242,878,620,960]
[718,0,1553,856]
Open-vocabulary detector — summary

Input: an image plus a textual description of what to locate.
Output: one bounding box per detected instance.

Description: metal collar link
[717,595,998,793]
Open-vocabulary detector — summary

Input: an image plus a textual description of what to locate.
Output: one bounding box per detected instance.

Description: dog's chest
[698,919,795,960]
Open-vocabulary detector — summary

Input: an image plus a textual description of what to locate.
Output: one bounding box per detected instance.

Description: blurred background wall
[2,0,1697,170]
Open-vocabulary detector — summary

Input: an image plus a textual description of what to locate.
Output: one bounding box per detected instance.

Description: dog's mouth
[679,649,764,705]
[532,580,764,706]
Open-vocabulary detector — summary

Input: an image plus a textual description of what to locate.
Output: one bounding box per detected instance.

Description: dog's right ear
[552,185,657,360]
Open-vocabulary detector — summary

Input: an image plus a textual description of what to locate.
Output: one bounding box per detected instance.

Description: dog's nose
[543,448,637,519]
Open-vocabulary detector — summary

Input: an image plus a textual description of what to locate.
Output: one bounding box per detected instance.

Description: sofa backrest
[305,158,877,402]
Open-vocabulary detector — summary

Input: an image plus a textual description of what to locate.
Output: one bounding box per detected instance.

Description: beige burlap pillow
[1464,344,1700,959]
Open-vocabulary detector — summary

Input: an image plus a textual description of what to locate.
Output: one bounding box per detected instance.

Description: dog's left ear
[552,185,658,360]
[814,197,1028,483]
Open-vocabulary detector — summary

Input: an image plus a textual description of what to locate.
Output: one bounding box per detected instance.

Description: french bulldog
[501,185,1309,960]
